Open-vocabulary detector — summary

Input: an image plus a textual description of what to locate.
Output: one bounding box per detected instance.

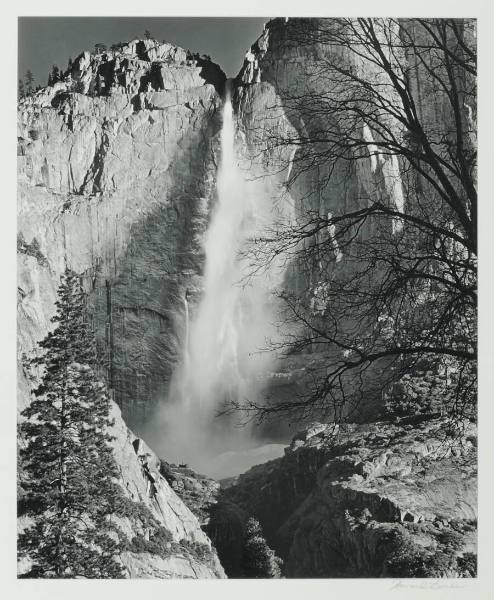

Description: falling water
[181,85,247,409]
[151,83,288,478]
[181,292,190,408]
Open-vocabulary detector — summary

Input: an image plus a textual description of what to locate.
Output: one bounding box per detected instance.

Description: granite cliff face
[235,17,474,234]
[17,38,227,579]
[233,17,476,424]
[18,39,225,427]
[211,416,477,577]
[232,19,405,423]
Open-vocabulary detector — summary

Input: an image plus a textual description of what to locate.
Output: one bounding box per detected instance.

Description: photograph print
[17,16,477,579]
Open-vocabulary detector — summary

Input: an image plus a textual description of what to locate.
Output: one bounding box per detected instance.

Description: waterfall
[181,292,190,407]
[151,83,288,477]
[181,84,247,410]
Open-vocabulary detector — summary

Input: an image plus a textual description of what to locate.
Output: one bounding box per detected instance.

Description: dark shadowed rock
[214,416,477,577]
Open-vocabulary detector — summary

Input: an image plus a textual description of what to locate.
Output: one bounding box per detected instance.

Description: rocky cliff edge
[213,416,477,577]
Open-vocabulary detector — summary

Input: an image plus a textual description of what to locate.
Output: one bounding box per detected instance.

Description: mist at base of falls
[144,86,291,480]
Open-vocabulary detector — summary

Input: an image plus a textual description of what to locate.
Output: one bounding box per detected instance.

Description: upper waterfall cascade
[156,85,288,477]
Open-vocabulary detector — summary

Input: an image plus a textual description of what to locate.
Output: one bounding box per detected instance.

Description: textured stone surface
[232,20,402,422]
[110,402,225,578]
[17,399,225,578]
[233,18,476,424]
[160,462,221,526]
[121,551,221,579]
[18,40,225,426]
[217,416,477,577]
[17,39,227,579]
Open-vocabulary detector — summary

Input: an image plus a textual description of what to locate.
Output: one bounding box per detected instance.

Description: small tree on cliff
[48,64,60,86]
[18,79,25,99]
[18,268,126,578]
[24,70,35,95]
[242,517,282,578]
[94,43,107,55]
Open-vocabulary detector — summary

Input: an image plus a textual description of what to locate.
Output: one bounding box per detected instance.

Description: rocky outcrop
[18,39,226,427]
[213,416,477,577]
[159,462,221,526]
[17,399,225,579]
[111,403,225,578]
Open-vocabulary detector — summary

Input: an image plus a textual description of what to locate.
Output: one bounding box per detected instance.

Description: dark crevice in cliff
[205,418,477,578]
[196,58,227,96]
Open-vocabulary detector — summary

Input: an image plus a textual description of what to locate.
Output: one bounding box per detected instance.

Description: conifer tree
[24,70,35,94]
[18,79,25,99]
[50,65,60,85]
[18,268,126,578]
[242,517,282,578]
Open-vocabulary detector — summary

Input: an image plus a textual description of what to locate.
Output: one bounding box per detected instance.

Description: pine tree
[18,79,25,99]
[18,268,126,578]
[50,65,60,84]
[144,29,151,40]
[242,517,282,578]
[24,70,35,94]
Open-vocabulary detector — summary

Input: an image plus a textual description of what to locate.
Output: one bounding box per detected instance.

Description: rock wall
[232,19,400,424]
[233,18,476,424]
[212,416,477,577]
[235,17,474,237]
[18,401,225,578]
[17,38,227,579]
[111,403,225,578]
[18,39,226,427]
[235,18,395,276]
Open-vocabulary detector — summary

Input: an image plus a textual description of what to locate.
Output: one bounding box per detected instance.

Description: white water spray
[181,292,191,408]
[151,85,289,478]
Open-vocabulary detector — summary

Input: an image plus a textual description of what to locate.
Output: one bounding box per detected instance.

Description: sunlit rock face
[212,417,477,577]
[234,18,398,268]
[17,401,226,578]
[17,41,228,578]
[235,17,474,238]
[235,17,475,268]
[233,18,476,425]
[18,40,226,426]
[233,19,399,425]
[109,403,225,578]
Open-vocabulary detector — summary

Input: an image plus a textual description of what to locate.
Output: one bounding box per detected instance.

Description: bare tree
[237,18,477,425]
